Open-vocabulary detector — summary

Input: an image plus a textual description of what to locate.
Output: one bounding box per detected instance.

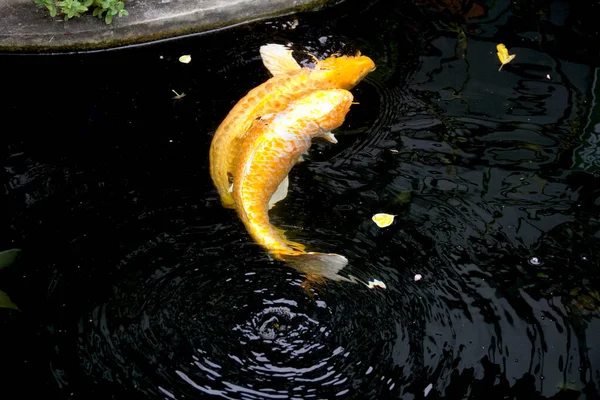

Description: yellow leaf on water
[179,54,192,64]
[372,213,395,228]
[496,43,515,71]
[0,248,20,270]
[0,290,19,311]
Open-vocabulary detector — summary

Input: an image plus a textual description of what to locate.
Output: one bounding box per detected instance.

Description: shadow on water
[1,0,600,398]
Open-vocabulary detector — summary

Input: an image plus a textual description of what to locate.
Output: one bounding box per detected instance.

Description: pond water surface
[1,0,600,399]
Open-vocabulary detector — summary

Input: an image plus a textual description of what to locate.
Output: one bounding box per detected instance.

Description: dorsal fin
[259,43,302,76]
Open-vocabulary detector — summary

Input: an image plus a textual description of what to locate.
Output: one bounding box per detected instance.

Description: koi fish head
[292,89,355,134]
[315,53,376,90]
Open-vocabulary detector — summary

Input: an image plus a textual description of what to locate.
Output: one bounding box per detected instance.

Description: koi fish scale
[231,89,357,280]
[210,44,375,284]
[209,43,375,209]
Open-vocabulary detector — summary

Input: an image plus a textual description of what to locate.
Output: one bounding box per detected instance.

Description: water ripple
[74,239,416,399]
[3,0,600,399]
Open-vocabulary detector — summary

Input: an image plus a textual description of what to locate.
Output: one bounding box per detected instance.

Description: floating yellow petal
[372,213,395,228]
[496,43,515,71]
[179,54,192,64]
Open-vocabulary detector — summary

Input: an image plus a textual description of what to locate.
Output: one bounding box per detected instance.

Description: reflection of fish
[209,43,376,209]
[232,89,356,283]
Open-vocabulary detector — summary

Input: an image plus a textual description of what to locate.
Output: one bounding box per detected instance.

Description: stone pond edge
[0,0,340,52]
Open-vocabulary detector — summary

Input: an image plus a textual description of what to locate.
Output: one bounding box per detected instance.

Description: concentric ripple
[4,0,600,399]
[75,240,415,400]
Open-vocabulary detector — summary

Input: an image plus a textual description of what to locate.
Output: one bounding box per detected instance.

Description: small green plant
[57,0,92,20]
[34,0,128,24]
[34,0,57,17]
[92,0,128,24]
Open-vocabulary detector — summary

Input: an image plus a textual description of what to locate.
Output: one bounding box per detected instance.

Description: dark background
[1,0,600,398]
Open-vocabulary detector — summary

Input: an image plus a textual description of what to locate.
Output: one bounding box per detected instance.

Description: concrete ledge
[0,0,338,52]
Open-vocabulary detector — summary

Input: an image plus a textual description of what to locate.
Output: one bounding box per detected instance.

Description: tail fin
[278,251,355,283]
[259,43,302,76]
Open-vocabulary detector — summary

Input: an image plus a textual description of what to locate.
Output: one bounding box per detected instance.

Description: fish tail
[275,251,355,284]
[273,226,307,252]
[268,228,351,283]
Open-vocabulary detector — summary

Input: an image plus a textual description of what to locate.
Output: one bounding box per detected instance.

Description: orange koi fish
[209,43,376,209]
[232,89,356,283]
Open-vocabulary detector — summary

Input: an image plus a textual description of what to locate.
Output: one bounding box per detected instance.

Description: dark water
[2,0,600,398]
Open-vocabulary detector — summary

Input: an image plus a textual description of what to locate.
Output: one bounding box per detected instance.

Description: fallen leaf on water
[0,290,19,311]
[179,54,192,64]
[287,18,298,29]
[496,43,515,71]
[0,248,21,270]
[171,89,186,100]
[372,213,395,228]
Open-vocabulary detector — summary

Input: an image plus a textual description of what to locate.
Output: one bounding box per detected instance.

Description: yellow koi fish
[232,89,356,284]
[209,43,376,209]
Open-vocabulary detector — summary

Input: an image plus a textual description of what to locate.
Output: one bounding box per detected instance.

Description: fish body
[232,89,355,282]
[209,43,376,209]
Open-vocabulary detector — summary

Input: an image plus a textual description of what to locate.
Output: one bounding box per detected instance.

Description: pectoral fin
[317,130,338,144]
[260,44,302,76]
[268,175,289,210]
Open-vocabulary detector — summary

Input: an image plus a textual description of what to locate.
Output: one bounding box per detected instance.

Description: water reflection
[2,0,599,398]
[74,245,411,398]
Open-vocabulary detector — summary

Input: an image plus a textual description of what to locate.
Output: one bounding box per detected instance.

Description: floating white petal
[424,383,433,397]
